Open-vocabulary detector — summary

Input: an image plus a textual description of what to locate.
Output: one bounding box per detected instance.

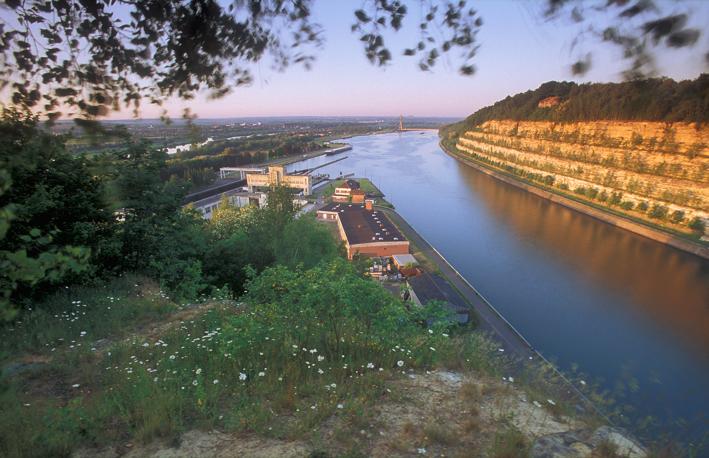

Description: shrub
[636,201,649,213]
[688,217,706,234]
[598,191,609,203]
[574,187,586,196]
[585,188,599,200]
[670,210,685,225]
[608,192,623,206]
[648,203,669,220]
[620,201,635,211]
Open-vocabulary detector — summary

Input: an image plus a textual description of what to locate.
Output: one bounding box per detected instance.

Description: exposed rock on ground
[74,369,612,457]
[532,426,648,458]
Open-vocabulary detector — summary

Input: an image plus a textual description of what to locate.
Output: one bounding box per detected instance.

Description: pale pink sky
[3,1,708,120]
[148,1,709,120]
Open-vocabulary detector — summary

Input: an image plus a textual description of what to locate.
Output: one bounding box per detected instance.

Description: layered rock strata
[455,121,709,234]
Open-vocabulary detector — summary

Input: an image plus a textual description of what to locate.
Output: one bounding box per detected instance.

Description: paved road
[377,207,538,367]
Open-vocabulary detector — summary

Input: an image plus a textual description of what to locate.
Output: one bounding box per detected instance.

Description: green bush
[636,201,649,213]
[620,201,635,211]
[648,203,669,220]
[688,217,706,234]
[609,192,623,206]
[670,210,685,225]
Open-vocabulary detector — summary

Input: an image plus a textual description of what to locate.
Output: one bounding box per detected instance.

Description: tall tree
[0,110,91,317]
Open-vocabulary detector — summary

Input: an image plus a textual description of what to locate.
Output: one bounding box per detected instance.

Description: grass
[357,179,381,196]
[0,272,513,457]
[0,274,182,356]
[1,270,701,457]
[322,181,344,198]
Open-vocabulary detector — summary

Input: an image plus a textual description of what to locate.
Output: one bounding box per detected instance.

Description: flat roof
[338,210,406,245]
[187,189,242,208]
[318,202,366,213]
[392,254,417,266]
[408,273,469,313]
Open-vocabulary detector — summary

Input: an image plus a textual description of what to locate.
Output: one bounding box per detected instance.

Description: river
[286,131,709,445]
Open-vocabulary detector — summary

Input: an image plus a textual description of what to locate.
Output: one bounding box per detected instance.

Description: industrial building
[317,202,409,259]
[246,166,313,195]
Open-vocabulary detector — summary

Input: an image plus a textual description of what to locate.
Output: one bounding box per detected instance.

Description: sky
[4,1,709,120]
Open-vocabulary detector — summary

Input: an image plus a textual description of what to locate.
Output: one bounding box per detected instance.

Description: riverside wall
[439,141,709,261]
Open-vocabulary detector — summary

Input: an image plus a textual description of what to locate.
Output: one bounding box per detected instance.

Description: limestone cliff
[453,120,709,235]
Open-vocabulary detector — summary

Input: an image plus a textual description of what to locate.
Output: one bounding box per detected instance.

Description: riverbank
[376,205,613,425]
[439,141,709,261]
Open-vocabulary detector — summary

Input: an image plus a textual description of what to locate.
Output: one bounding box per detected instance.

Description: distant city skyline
[4,1,709,120]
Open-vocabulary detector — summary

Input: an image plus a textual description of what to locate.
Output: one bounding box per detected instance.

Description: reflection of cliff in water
[454,159,709,361]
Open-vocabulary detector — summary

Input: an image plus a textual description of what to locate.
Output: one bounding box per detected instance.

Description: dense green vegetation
[1,111,534,458]
[442,75,709,138]
[0,111,344,317]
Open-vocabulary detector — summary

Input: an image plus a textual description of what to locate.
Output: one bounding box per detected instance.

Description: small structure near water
[404,272,470,324]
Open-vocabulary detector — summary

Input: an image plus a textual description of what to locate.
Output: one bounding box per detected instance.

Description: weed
[460,379,481,402]
[388,436,410,452]
[489,428,529,458]
[592,439,622,457]
[462,411,483,433]
[424,421,460,445]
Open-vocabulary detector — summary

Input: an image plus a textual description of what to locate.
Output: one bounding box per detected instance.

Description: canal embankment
[440,141,709,261]
[376,205,614,425]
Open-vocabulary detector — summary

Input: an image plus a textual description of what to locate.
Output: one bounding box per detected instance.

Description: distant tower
[398,115,403,131]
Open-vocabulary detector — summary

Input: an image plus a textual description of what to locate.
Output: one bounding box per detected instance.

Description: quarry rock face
[532,426,647,458]
[456,120,709,234]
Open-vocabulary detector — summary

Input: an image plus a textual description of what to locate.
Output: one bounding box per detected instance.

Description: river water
[286,131,709,444]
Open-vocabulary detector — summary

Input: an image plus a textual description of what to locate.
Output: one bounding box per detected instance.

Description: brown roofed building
[538,96,561,108]
[351,189,366,203]
[337,209,409,259]
[333,179,361,202]
[400,267,423,277]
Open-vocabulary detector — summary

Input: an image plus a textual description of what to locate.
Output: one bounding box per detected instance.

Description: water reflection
[286,132,709,438]
[454,160,709,361]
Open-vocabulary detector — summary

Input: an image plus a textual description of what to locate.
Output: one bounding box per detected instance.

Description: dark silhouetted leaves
[1,0,322,118]
[546,1,707,80]
[619,0,657,18]
[352,0,482,75]
[667,29,700,48]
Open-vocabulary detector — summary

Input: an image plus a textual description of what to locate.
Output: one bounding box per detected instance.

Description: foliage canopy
[1,0,482,120]
[443,75,709,138]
